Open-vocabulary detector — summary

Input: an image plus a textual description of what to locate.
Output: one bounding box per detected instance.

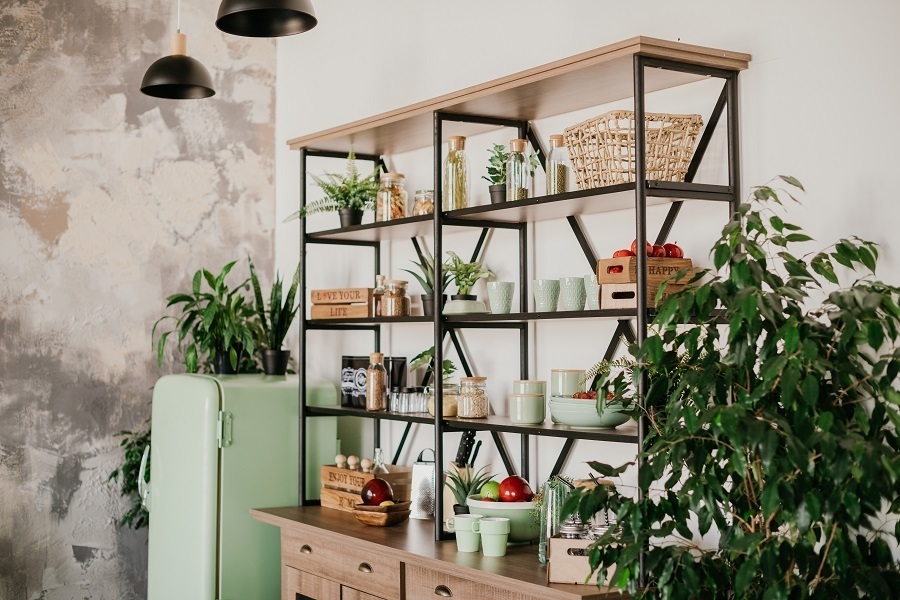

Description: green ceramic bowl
[549,403,630,428]
[465,495,540,543]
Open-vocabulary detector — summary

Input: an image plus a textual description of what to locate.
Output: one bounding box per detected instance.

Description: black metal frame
[296,57,742,549]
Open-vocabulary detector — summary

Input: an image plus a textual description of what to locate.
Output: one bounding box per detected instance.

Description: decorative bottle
[366,352,387,411]
[546,134,571,195]
[372,275,385,317]
[506,139,530,201]
[442,136,469,211]
[372,448,390,475]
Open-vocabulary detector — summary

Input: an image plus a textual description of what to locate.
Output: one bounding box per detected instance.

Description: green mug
[472,517,510,557]
[445,513,483,553]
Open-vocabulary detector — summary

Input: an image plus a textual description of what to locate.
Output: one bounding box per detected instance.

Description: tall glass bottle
[442,136,469,210]
[372,275,385,317]
[366,352,387,411]
[546,134,571,195]
[506,138,529,202]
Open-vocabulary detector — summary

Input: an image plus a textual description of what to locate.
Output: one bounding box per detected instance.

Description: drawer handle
[434,585,453,597]
[299,544,312,554]
[358,562,373,573]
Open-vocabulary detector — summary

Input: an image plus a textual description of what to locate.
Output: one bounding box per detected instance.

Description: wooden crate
[320,484,411,513]
[547,537,614,585]
[320,464,412,494]
[600,282,683,309]
[310,304,372,320]
[311,288,374,305]
[596,256,692,286]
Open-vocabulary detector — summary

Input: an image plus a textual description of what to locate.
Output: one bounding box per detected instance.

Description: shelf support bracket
[551,438,576,477]
[490,430,517,477]
[566,215,599,270]
[391,422,414,465]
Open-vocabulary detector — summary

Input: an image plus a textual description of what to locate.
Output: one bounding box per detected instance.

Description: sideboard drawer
[282,529,401,599]
[404,564,545,600]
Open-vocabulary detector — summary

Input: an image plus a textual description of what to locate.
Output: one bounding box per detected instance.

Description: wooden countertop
[252,506,620,599]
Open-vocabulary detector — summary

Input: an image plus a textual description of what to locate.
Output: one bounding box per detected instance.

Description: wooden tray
[354,501,412,527]
[321,465,412,495]
[596,256,692,286]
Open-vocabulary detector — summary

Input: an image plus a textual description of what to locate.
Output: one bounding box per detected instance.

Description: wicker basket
[563,110,703,189]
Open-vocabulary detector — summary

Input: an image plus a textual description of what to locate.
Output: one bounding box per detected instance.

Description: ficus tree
[565,177,900,598]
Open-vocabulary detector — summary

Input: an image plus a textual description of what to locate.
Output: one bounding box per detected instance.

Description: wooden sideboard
[251,506,619,600]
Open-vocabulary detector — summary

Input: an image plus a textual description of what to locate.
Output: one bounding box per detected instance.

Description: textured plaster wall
[0,1,275,598]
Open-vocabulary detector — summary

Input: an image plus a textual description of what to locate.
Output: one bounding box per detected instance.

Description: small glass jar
[381,280,410,317]
[427,383,459,416]
[372,274,386,317]
[457,376,489,418]
[506,139,530,202]
[414,386,427,412]
[376,173,407,222]
[389,387,402,412]
[412,190,435,216]
[546,134,571,195]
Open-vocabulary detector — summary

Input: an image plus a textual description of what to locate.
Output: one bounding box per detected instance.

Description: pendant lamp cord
[176,0,181,32]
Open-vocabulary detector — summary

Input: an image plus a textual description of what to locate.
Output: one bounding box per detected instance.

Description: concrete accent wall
[0,1,275,597]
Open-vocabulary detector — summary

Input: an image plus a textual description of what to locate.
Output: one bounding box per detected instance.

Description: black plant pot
[488,184,506,204]
[451,294,477,301]
[339,208,364,228]
[453,503,469,515]
[421,294,448,317]
[261,349,291,376]
[213,345,243,375]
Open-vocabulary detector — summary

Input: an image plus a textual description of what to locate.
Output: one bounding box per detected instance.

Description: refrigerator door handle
[139,445,151,511]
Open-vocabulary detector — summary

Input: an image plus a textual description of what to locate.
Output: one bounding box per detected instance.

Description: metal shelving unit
[294,39,748,546]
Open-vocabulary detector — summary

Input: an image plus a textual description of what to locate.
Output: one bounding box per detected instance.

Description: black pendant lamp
[215,0,317,38]
[141,0,215,100]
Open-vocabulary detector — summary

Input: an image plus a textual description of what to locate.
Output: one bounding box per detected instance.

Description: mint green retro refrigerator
[144,374,337,600]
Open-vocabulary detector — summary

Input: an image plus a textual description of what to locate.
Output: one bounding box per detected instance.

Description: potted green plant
[401,249,452,317]
[482,143,511,204]
[289,150,380,228]
[562,176,900,598]
[482,143,542,204]
[410,345,458,385]
[248,257,300,375]
[411,346,460,416]
[446,466,496,515]
[153,261,257,374]
[445,251,492,300]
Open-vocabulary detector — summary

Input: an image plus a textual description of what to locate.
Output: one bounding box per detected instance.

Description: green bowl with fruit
[465,495,540,543]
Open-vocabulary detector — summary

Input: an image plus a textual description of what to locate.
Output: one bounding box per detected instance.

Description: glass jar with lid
[443,136,469,211]
[457,376,489,418]
[381,279,410,317]
[427,383,460,417]
[546,134,571,195]
[376,173,407,222]
[412,190,435,216]
[506,139,530,201]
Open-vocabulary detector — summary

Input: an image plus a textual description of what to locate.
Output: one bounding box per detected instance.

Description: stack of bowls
[549,395,630,428]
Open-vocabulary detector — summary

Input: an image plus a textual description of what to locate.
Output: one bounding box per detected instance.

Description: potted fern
[290,150,380,228]
[248,257,300,375]
[401,249,452,316]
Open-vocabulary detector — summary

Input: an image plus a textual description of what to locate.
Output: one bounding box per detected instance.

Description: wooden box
[311,288,374,305]
[600,282,683,309]
[320,464,412,512]
[547,537,613,586]
[310,304,372,320]
[596,256,692,286]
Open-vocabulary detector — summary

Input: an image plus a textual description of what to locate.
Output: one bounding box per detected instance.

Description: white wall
[275,0,900,493]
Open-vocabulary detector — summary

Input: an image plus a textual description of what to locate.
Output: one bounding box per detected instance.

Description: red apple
[663,243,684,258]
[498,476,534,502]
[651,244,667,258]
[630,240,653,256]
[609,266,624,274]
[361,478,394,506]
[612,249,636,258]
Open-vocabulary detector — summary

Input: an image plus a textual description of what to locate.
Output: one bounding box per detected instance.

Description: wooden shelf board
[444,415,639,444]
[303,182,732,242]
[288,37,750,155]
